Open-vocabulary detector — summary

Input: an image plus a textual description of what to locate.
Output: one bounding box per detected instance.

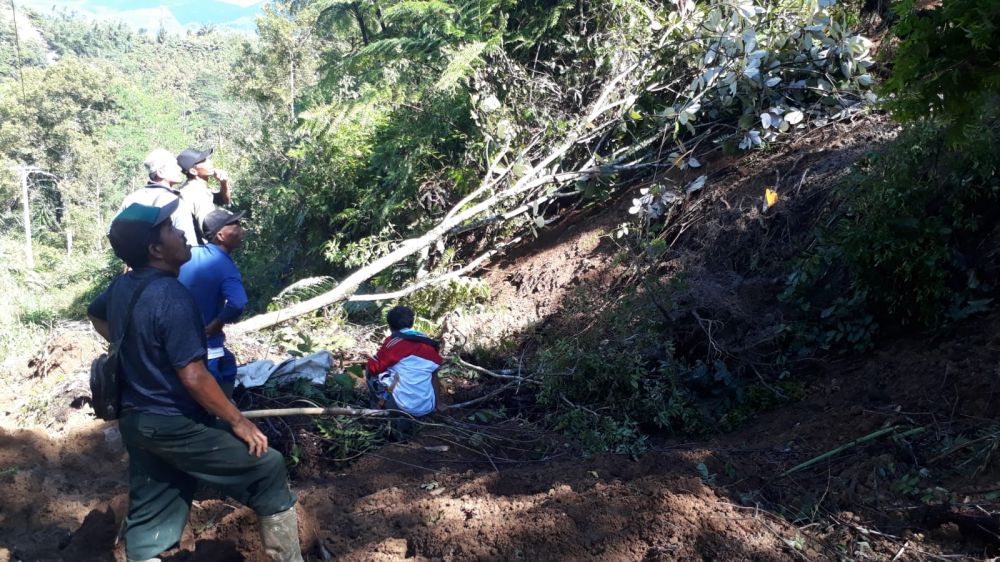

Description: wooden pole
[241,406,392,419]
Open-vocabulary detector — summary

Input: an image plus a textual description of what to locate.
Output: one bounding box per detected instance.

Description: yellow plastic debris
[764,188,779,210]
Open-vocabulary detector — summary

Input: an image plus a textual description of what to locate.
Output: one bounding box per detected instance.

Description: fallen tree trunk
[232,119,632,335]
[229,30,675,335]
[346,237,520,302]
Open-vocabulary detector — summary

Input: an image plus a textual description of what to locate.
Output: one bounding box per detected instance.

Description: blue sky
[16,0,265,33]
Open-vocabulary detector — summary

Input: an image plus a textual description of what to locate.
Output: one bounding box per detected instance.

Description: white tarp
[236,350,332,389]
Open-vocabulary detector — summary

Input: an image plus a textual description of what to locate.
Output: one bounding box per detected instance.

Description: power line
[9,0,27,104]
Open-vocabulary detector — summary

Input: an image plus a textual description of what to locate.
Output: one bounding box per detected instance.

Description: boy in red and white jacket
[366,306,444,417]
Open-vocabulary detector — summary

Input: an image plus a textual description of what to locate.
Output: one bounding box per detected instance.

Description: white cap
[144,148,176,179]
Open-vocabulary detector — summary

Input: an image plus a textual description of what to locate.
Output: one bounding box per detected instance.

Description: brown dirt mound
[26,322,105,381]
[303,446,820,561]
[446,211,625,353]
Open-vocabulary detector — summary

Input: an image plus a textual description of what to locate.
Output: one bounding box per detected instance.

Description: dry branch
[780,426,924,477]
[347,238,520,302]
[242,406,392,419]
[453,356,540,384]
[444,381,520,410]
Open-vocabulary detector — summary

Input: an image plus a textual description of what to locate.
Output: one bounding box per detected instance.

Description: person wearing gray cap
[177,146,232,241]
[120,148,199,246]
[87,202,304,562]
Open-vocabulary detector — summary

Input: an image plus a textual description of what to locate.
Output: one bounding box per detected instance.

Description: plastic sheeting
[236,351,332,389]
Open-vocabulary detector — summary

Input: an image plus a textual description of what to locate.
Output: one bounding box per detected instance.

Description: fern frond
[382,0,458,21]
[433,40,489,92]
[353,36,443,60]
[275,276,339,306]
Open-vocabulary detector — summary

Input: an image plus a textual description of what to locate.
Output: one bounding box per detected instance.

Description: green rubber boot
[259,507,305,562]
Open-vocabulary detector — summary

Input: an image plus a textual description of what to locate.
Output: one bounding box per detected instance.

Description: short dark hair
[386,306,414,332]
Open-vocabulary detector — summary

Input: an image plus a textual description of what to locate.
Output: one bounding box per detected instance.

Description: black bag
[89,277,155,421]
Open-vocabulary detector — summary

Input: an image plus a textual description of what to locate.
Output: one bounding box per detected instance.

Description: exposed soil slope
[2,112,998,562]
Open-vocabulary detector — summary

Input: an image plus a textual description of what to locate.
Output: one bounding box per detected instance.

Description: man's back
[368,331,443,416]
[181,179,217,227]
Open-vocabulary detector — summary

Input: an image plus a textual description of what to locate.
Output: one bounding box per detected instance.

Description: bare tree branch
[453,356,540,384]
[230,47,661,334]
[347,238,521,302]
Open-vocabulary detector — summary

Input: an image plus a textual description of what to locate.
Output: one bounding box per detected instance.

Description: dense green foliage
[231,0,878,310]
[0,8,45,79]
[0,8,254,363]
[535,293,704,453]
[782,114,1000,356]
[883,0,1000,135]
[834,117,998,326]
[784,0,1000,340]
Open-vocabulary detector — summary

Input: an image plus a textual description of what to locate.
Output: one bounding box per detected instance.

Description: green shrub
[836,116,999,325]
[402,277,491,321]
[785,112,1000,334]
[533,292,727,449]
[883,0,1000,136]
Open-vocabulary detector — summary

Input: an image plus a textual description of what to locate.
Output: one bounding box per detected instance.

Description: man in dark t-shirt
[87,201,304,562]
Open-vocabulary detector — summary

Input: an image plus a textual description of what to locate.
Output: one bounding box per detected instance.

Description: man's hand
[213,170,232,205]
[177,360,267,456]
[231,417,268,457]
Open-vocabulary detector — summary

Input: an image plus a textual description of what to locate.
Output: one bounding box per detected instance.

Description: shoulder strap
[112,276,159,348]
[192,211,207,245]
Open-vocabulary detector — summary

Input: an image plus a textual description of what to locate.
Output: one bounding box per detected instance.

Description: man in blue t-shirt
[87,202,303,562]
[178,208,248,396]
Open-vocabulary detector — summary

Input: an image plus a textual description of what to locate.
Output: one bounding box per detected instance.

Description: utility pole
[11,165,57,270]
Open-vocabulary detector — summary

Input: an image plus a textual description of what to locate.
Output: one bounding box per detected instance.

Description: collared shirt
[177,243,248,349]
[121,181,199,246]
[87,268,208,417]
[180,178,225,239]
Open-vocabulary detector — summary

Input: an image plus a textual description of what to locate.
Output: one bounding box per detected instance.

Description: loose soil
[2,113,998,562]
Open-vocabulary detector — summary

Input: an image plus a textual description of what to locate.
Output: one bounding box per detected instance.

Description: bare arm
[205,318,225,338]
[213,170,232,205]
[176,360,268,456]
[88,314,111,342]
